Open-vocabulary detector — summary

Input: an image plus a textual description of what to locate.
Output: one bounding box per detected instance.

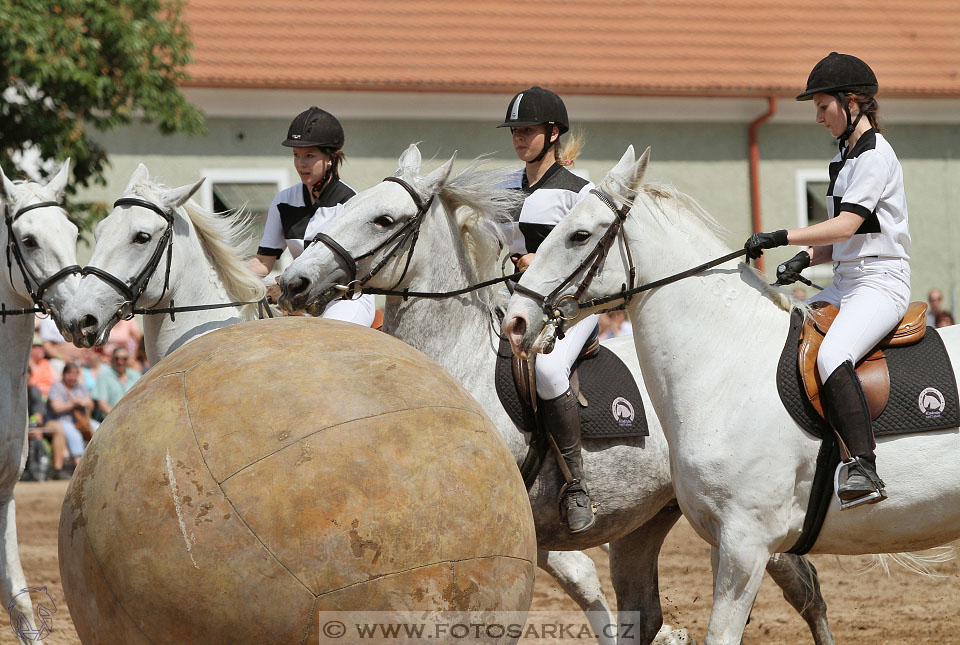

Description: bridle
[3,200,82,320]
[512,187,747,338]
[310,176,434,300]
[80,197,175,323]
[512,188,635,339]
[79,196,274,323]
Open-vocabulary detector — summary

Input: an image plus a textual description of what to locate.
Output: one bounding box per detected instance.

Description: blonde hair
[554,126,585,167]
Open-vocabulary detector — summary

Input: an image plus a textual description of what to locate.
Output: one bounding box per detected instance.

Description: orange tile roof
[183,0,960,98]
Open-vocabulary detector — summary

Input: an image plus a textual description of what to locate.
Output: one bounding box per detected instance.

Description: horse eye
[133,232,152,244]
[374,215,395,228]
[570,230,591,243]
[21,235,39,249]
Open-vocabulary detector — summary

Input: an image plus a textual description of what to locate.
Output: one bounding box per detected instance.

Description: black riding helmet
[797,53,878,154]
[282,106,345,150]
[498,86,569,162]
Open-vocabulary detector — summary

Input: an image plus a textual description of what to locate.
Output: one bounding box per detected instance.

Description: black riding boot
[541,388,595,533]
[822,360,886,503]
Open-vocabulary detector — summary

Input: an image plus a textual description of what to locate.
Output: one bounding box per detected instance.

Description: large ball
[60,317,536,644]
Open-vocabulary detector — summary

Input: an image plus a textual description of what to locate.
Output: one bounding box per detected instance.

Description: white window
[199,168,290,275]
[795,169,832,280]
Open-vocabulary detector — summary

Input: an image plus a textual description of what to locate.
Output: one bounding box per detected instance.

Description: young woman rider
[745,53,911,505]
[250,107,375,325]
[498,86,597,533]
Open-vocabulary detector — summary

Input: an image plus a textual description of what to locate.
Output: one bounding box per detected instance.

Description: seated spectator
[36,314,85,364]
[935,311,955,328]
[47,362,98,464]
[598,310,632,340]
[92,347,141,418]
[28,340,57,398]
[133,336,150,374]
[81,347,105,392]
[103,317,143,358]
[25,381,70,480]
[927,288,945,327]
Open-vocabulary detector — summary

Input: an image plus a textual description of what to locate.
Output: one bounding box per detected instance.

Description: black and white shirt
[257,179,355,258]
[826,130,910,262]
[502,165,593,255]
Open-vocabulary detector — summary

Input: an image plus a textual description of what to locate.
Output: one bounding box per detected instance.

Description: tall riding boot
[541,388,595,533]
[821,360,886,503]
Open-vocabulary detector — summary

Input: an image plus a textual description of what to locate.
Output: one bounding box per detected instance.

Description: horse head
[504,146,650,358]
[279,144,455,315]
[0,159,80,333]
[63,163,203,347]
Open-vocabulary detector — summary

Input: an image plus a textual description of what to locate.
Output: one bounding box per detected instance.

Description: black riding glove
[775,250,811,285]
[744,229,788,260]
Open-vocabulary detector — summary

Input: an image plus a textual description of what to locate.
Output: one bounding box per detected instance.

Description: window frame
[794,168,833,280]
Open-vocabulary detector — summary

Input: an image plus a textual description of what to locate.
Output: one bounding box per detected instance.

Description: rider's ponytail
[554,127,585,167]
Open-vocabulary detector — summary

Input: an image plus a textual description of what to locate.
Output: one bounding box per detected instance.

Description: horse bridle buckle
[552,293,581,321]
[333,280,363,299]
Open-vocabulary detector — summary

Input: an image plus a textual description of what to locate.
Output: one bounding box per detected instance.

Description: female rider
[745,53,911,505]
[250,107,375,325]
[498,86,597,533]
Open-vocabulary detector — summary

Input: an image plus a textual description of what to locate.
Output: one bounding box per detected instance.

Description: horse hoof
[654,624,696,645]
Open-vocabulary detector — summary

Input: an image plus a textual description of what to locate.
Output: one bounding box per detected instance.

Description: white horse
[62,164,266,363]
[277,144,835,645]
[1,160,80,644]
[504,145,960,644]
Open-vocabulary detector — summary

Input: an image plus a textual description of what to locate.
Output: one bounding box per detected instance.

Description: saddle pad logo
[918,387,946,419]
[611,397,635,427]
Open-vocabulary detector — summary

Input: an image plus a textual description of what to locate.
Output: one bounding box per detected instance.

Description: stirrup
[833,457,887,510]
[559,479,596,534]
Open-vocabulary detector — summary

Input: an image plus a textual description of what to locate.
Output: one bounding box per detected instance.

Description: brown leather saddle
[799,301,928,420]
[512,330,600,412]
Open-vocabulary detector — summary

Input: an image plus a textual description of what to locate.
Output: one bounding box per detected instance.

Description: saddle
[512,327,601,411]
[799,301,928,420]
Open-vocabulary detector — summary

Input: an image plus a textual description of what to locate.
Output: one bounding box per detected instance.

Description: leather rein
[2,200,82,322]
[79,197,272,324]
[310,176,522,302]
[513,187,747,336]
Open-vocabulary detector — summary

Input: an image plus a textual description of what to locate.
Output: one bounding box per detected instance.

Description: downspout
[749,96,777,273]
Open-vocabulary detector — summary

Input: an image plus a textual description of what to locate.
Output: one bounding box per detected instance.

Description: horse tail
[556,126,585,167]
[834,547,955,578]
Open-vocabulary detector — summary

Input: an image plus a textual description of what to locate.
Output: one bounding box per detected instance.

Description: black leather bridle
[3,200,81,320]
[512,188,635,339]
[79,197,175,323]
[310,176,434,300]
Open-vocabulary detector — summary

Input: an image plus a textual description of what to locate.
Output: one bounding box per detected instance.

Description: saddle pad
[495,336,648,439]
[777,308,960,438]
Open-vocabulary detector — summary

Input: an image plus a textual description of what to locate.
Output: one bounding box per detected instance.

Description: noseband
[3,200,82,317]
[512,188,635,339]
[80,197,175,322]
[310,176,434,299]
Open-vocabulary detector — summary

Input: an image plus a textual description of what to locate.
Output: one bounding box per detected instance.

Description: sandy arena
[6,480,958,644]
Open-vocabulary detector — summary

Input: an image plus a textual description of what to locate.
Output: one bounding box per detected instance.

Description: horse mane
[129,177,265,306]
[603,175,796,313]
[429,159,522,308]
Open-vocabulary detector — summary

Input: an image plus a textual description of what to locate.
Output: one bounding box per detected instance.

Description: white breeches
[536,313,600,400]
[321,294,377,327]
[813,257,911,382]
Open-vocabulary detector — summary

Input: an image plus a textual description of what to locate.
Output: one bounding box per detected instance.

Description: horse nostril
[79,313,98,334]
[285,275,310,297]
[505,315,527,339]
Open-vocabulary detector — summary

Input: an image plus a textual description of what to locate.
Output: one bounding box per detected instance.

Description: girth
[798,301,927,420]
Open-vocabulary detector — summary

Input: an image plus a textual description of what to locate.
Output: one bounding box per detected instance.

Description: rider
[498,86,598,533]
[250,106,376,325]
[745,53,911,505]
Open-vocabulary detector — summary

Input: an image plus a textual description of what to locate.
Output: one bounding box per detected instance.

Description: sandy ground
[5,480,959,644]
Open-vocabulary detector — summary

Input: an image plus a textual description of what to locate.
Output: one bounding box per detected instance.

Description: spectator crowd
[23,315,146,482]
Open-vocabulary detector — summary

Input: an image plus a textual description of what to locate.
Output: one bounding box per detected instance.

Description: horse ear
[160,177,205,210]
[420,151,457,196]
[45,158,71,201]
[0,164,17,204]
[630,146,651,191]
[123,163,151,194]
[397,144,422,177]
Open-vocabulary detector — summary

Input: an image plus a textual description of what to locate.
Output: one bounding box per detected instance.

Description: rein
[513,187,748,333]
[80,196,273,323]
[3,200,82,321]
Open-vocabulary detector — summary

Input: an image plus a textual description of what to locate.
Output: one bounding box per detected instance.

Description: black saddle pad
[776,308,960,438]
[495,336,648,439]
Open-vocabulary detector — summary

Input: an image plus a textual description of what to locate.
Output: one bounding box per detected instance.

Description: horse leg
[765,553,834,645]
[537,549,616,645]
[608,505,691,645]
[0,488,33,645]
[705,539,771,645]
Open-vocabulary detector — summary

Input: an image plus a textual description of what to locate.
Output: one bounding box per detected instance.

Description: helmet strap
[530,123,558,163]
[835,92,865,157]
[310,166,334,203]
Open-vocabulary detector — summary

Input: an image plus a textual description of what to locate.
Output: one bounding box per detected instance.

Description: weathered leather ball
[60,317,535,644]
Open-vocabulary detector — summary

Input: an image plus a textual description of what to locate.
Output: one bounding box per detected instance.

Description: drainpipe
[749,96,777,273]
